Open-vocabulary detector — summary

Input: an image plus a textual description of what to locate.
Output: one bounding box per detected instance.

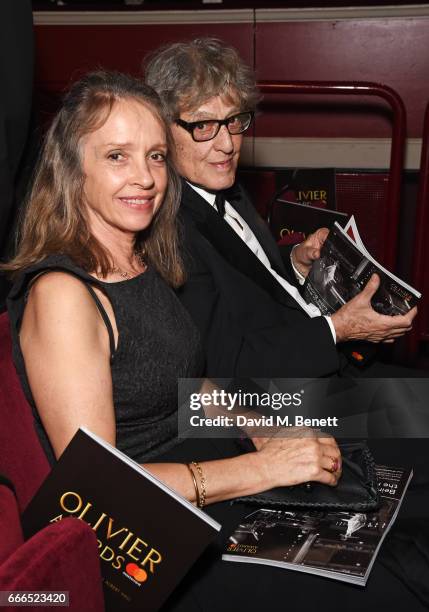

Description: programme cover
[22,428,220,611]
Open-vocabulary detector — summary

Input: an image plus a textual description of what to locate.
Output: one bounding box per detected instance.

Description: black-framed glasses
[175,111,254,142]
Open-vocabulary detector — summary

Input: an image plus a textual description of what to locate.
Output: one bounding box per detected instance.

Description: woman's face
[82,98,168,241]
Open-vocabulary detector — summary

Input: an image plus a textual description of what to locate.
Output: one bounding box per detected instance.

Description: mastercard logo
[125,563,148,583]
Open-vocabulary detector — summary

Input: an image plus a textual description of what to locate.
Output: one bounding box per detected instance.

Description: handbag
[234,441,380,511]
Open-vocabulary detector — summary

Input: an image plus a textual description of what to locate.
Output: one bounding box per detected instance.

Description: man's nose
[214,124,234,153]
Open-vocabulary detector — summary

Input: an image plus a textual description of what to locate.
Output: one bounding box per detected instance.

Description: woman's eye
[150,152,166,162]
[107,152,124,162]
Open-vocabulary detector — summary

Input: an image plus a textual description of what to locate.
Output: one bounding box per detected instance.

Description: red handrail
[407,101,429,359]
[257,80,407,271]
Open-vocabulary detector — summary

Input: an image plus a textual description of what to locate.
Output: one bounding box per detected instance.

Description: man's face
[171,94,243,191]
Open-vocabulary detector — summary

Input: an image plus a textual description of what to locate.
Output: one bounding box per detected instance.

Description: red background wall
[34,13,429,139]
[256,18,429,138]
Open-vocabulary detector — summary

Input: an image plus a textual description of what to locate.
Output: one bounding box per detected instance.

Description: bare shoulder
[28,270,90,301]
[23,270,101,337]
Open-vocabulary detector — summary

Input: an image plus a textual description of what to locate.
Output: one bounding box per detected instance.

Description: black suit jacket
[177,182,341,378]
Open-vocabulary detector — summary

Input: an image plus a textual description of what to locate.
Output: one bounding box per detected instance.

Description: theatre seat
[0,312,104,611]
[0,482,104,612]
[0,311,49,511]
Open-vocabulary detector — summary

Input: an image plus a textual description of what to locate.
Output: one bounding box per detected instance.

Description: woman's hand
[253,428,342,488]
[147,430,341,506]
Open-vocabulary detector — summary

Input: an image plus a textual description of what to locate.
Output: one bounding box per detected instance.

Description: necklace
[111,250,146,280]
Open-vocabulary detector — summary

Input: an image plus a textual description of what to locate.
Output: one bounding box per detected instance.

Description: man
[145,39,429,611]
[145,38,416,380]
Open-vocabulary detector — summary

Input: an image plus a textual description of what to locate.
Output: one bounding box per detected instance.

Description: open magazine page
[223,466,412,586]
[303,221,421,316]
[343,216,364,249]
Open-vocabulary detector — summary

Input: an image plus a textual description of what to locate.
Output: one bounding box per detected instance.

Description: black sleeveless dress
[7,254,204,465]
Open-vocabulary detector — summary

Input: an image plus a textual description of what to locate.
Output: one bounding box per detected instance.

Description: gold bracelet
[186,463,200,507]
[191,461,207,509]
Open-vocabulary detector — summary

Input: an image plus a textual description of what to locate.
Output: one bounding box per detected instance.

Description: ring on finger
[329,456,339,473]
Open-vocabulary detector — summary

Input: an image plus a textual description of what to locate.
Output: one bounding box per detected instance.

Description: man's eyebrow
[188,112,216,121]
[188,110,240,121]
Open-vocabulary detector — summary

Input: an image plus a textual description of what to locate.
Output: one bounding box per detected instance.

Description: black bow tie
[214,192,226,217]
[214,184,242,217]
[185,179,242,218]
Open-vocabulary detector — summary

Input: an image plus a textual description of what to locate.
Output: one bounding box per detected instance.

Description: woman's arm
[20,272,341,507]
[147,433,340,506]
[20,272,117,457]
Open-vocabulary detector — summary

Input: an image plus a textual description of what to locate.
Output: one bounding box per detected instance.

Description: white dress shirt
[188,183,336,343]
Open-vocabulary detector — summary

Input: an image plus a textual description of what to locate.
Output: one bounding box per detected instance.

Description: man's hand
[291,227,329,278]
[331,273,417,343]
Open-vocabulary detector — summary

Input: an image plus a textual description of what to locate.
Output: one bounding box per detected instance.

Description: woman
[5,71,347,611]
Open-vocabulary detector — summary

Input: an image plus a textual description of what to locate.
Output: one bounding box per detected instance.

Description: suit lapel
[181,182,303,311]
[229,185,286,276]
